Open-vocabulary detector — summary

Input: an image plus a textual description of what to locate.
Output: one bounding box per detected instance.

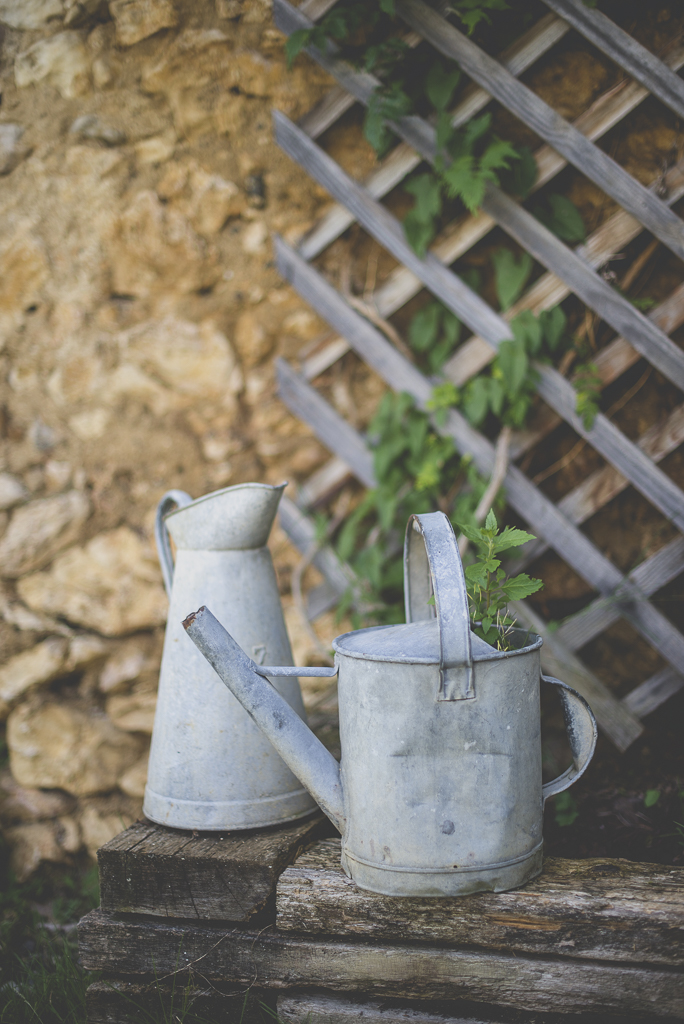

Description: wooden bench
[79,826,684,1023]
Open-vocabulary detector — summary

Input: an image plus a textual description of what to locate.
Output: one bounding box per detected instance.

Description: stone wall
[0,0,349,879]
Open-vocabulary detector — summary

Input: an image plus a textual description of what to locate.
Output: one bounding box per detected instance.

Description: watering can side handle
[404,512,474,701]
[155,490,193,597]
[541,674,598,804]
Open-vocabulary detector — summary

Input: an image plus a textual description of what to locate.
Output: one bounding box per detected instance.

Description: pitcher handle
[404,512,473,701]
[541,674,597,803]
[155,490,193,597]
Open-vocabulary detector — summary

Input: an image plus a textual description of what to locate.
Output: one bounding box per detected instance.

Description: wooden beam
[78,909,684,1017]
[542,0,684,122]
[277,838,684,967]
[395,0,684,264]
[279,993,493,1024]
[97,816,325,921]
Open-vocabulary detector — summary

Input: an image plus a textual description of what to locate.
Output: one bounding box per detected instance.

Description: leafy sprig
[457,508,543,648]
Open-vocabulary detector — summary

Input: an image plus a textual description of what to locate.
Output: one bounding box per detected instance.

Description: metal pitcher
[144,482,316,831]
[184,511,596,895]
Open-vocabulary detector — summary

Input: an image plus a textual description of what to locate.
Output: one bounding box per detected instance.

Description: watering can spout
[183,606,346,834]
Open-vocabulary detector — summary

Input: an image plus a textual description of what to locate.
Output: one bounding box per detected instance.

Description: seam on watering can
[143,786,314,809]
[342,840,543,874]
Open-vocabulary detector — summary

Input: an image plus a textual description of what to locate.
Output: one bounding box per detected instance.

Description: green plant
[450,0,509,34]
[533,193,586,243]
[335,391,487,622]
[574,361,602,429]
[554,790,579,827]
[456,509,543,648]
[644,789,661,808]
[408,300,461,372]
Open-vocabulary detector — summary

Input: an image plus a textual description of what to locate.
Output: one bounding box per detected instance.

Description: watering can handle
[155,490,193,597]
[404,512,474,701]
[541,674,598,803]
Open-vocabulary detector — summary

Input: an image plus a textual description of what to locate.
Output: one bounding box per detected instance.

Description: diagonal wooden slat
[274,113,684,538]
[395,0,684,265]
[541,0,684,122]
[271,40,684,394]
[277,359,376,488]
[275,350,642,748]
[516,404,684,566]
[624,667,684,718]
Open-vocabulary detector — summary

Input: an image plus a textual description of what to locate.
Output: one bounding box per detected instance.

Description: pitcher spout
[183,606,346,833]
[164,482,287,552]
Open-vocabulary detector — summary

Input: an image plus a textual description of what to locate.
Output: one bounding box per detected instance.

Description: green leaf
[574,361,602,430]
[380,0,396,13]
[501,144,537,198]
[479,137,518,175]
[534,194,586,243]
[644,789,660,807]
[452,0,509,34]
[492,526,536,552]
[492,249,533,311]
[425,62,461,112]
[484,508,497,531]
[405,172,442,220]
[501,573,544,600]
[497,338,528,397]
[409,302,441,352]
[403,211,436,258]
[463,374,491,425]
[554,790,578,827]
[285,29,311,68]
[539,305,566,351]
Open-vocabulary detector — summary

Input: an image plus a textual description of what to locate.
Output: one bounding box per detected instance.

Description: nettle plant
[457,509,543,649]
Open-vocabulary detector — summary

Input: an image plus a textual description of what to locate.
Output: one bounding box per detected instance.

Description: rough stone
[99,638,150,693]
[17,527,168,636]
[109,0,178,46]
[0,637,68,717]
[105,684,156,733]
[134,130,176,165]
[0,490,91,578]
[70,114,126,146]
[4,817,82,881]
[157,160,244,236]
[0,125,30,176]
[0,768,75,824]
[234,308,272,367]
[241,219,268,254]
[0,472,28,510]
[0,230,50,349]
[15,32,90,100]
[123,315,243,404]
[65,633,110,672]
[0,0,63,29]
[7,697,145,796]
[78,800,136,858]
[118,749,148,797]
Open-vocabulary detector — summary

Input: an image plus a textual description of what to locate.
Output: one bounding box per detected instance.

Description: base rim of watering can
[142,784,318,832]
[340,843,544,896]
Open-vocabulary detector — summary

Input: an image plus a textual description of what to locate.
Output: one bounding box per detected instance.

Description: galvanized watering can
[144,482,316,831]
[184,511,596,895]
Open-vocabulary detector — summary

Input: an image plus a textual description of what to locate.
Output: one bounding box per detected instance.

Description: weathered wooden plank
[78,909,684,1018]
[98,815,326,921]
[299,85,356,140]
[277,838,684,967]
[279,494,356,599]
[273,340,641,749]
[532,366,684,535]
[508,283,684,464]
[554,536,684,653]
[277,359,376,488]
[542,0,684,122]
[298,456,353,508]
[517,405,684,568]
[86,979,269,1024]
[299,0,340,19]
[395,0,684,264]
[277,99,684,401]
[278,992,498,1024]
[291,5,569,259]
[274,112,513,348]
[273,239,680,742]
[623,666,684,718]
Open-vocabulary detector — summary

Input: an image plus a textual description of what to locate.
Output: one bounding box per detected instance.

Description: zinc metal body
[144,482,315,831]
[184,511,596,896]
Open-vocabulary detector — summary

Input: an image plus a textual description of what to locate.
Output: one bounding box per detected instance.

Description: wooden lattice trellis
[271,0,684,751]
